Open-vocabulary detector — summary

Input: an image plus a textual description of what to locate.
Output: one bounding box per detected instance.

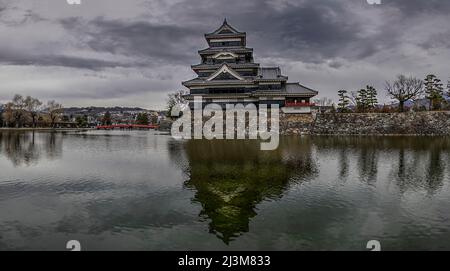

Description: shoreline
[1,128,448,137]
[0,128,94,132]
[305,134,450,137]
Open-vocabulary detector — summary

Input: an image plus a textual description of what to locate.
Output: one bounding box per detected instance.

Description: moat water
[1,130,450,250]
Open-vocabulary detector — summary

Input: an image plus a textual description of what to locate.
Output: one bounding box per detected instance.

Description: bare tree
[24,96,43,128]
[385,75,424,112]
[11,94,27,127]
[46,100,63,128]
[2,102,14,127]
[167,90,189,117]
[348,91,359,107]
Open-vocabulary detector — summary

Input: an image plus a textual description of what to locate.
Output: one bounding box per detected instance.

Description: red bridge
[96,124,159,130]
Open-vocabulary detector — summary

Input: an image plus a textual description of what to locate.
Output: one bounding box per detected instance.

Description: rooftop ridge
[205,19,244,36]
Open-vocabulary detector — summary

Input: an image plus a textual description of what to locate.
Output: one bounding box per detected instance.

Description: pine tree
[366,85,378,110]
[337,90,350,113]
[435,78,444,109]
[425,74,444,110]
[434,78,445,110]
[357,88,369,112]
[447,78,450,97]
[447,79,450,96]
[424,74,435,109]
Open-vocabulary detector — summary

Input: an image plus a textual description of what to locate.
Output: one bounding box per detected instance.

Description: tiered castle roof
[182,19,318,99]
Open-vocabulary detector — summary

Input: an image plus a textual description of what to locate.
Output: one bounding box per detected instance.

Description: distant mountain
[63,106,157,114]
[398,95,450,109]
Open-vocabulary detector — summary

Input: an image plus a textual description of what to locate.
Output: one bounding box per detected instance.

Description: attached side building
[182,19,318,114]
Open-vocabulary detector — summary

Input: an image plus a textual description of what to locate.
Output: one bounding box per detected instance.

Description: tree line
[1,94,63,128]
[99,111,154,126]
[336,74,450,113]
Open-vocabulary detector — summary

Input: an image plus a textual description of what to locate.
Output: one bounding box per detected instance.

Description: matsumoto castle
[182,19,318,114]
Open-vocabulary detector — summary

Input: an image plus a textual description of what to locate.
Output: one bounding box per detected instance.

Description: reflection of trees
[0,132,62,166]
[391,139,447,195]
[338,148,349,181]
[313,137,379,184]
[425,145,445,193]
[310,136,450,194]
[0,132,41,166]
[397,149,407,181]
[170,138,317,244]
[44,132,63,159]
[357,148,378,185]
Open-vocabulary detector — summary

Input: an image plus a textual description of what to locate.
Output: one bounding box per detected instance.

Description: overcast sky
[0,0,449,109]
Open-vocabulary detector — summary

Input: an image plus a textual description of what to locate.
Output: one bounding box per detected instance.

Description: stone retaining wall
[310,112,450,136]
[280,113,315,135]
[170,111,450,136]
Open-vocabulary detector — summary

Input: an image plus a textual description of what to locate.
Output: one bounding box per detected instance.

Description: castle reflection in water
[169,138,318,243]
[168,136,450,244]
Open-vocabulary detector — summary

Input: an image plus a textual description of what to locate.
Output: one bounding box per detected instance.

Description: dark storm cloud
[419,33,450,50]
[60,17,201,65]
[387,0,450,14]
[2,0,449,69]
[142,0,405,63]
[0,51,126,70]
[161,0,369,63]
[0,0,449,108]
[240,0,371,62]
[0,1,7,12]
[168,0,450,63]
[53,0,387,68]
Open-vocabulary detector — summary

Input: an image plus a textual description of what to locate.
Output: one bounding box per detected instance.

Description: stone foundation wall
[280,113,314,135]
[311,112,450,135]
[170,111,450,136]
